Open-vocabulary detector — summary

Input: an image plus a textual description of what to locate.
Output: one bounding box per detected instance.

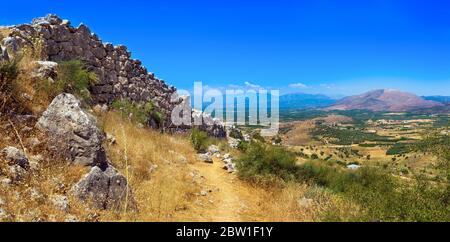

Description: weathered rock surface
[208,145,220,154]
[72,166,135,211]
[8,165,28,182]
[2,14,227,136]
[1,146,29,169]
[3,14,177,128]
[192,109,226,138]
[36,93,108,168]
[50,195,70,212]
[222,154,236,173]
[0,46,9,62]
[198,153,213,164]
[31,61,58,80]
[228,138,240,149]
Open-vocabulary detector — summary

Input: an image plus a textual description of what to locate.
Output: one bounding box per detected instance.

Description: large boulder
[36,93,108,168]
[72,166,135,211]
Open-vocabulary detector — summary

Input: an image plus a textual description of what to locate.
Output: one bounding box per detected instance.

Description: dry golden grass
[282,120,317,146]
[0,162,96,222]
[0,117,98,222]
[0,35,51,115]
[1,110,361,222]
[97,111,201,221]
[246,183,361,222]
[1,111,203,222]
[0,28,12,41]
[15,37,53,114]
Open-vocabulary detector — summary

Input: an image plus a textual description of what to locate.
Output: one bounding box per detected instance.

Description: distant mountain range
[422,96,450,104]
[279,93,336,110]
[324,89,444,112]
[205,90,449,113]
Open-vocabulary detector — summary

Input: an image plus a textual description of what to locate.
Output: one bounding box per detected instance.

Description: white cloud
[244,81,262,89]
[289,83,308,88]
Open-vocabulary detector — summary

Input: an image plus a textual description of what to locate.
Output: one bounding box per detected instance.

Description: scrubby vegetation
[189,128,209,153]
[298,162,450,221]
[236,141,298,184]
[312,125,395,145]
[386,142,413,155]
[236,135,450,221]
[51,60,97,101]
[0,60,20,112]
[112,99,155,124]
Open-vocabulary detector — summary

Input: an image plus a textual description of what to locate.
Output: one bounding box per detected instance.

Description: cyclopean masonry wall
[1,14,226,137]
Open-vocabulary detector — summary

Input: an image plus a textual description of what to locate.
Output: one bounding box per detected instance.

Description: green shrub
[0,60,19,111]
[56,60,98,101]
[112,99,154,124]
[190,128,209,153]
[0,60,19,85]
[150,110,165,126]
[228,127,244,139]
[386,143,412,155]
[237,140,250,152]
[251,131,265,142]
[296,161,450,221]
[236,142,298,183]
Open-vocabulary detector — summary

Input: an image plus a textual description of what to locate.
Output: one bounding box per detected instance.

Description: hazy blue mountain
[423,96,450,104]
[279,93,336,110]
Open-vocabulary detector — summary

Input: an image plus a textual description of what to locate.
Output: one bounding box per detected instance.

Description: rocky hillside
[325,89,443,112]
[0,14,225,136]
[0,14,229,221]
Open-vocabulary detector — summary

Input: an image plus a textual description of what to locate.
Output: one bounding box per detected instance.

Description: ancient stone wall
[1,14,226,137]
[2,14,176,121]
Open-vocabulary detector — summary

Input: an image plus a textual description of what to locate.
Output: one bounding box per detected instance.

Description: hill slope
[325,89,443,112]
[423,96,450,104]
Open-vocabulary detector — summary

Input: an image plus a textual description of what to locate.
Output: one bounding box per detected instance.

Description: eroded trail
[189,158,265,222]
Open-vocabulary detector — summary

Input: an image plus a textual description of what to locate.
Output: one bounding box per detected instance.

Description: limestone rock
[0,46,9,62]
[228,138,240,149]
[1,146,29,169]
[72,166,135,211]
[192,110,226,138]
[8,165,27,182]
[32,14,63,25]
[36,93,108,168]
[50,195,70,212]
[32,61,58,80]
[198,153,213,164]
[208,145,220,154]
[2,37,20,52]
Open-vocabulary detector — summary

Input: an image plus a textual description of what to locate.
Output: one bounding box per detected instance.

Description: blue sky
[2,0,450,96]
